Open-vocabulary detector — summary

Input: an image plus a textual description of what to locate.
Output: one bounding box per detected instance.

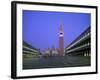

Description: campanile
[59,23,64,56]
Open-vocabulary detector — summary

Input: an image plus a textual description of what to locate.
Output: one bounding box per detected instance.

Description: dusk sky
[23,10,90,50]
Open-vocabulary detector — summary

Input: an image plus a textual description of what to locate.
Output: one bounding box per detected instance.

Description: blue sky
[23,10,90,50]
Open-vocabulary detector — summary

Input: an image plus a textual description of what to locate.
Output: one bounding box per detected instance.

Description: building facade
[65,27,91,57]
[23,41,39,58]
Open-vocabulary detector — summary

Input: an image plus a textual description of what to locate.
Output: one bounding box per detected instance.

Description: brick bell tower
[59,23,64,56]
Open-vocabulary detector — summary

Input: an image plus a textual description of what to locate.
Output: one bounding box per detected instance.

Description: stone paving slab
[23,54,90,69]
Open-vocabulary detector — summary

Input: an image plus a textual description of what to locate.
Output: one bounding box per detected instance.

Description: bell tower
[59,23,64,56]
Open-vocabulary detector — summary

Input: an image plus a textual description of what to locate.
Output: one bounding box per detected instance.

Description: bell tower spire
[59,22,64,56]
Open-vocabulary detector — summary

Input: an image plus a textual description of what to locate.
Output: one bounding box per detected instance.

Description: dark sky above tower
[23,10,90,50]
